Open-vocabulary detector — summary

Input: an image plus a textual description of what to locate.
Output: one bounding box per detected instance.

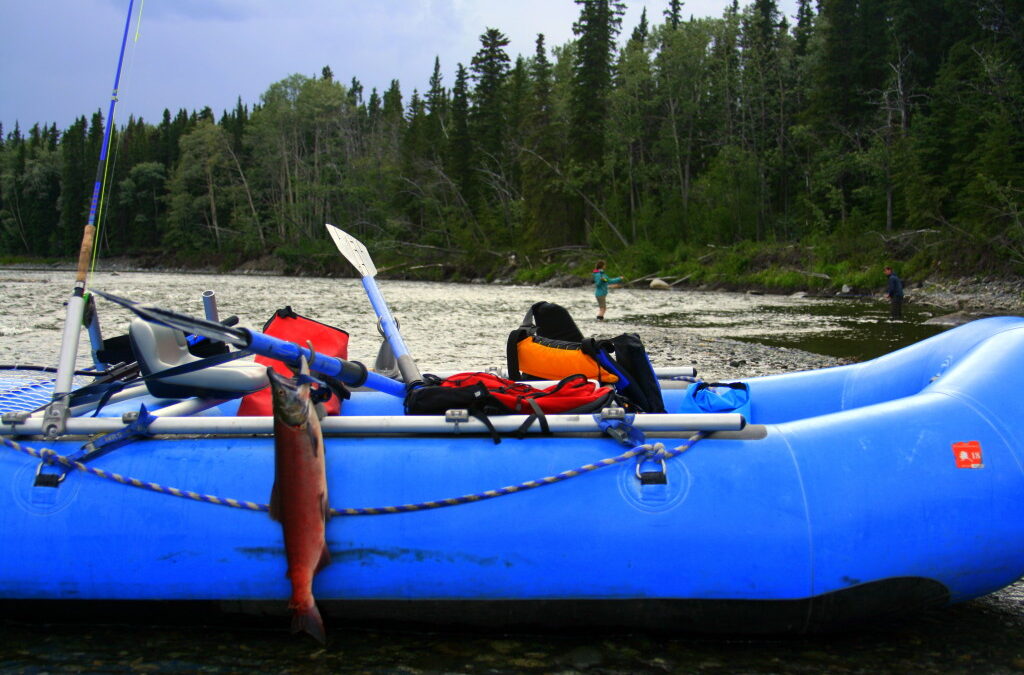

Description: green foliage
[748,267,814,291]
[514,262,565,284]
[273,238,342,276]
[688,146,760,244]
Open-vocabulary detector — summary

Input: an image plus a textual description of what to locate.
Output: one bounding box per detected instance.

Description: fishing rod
[44,0,137,438]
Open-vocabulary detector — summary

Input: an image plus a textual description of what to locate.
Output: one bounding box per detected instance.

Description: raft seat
[128,318,268,400]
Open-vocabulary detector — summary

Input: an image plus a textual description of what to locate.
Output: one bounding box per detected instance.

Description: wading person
[593,260,623,321]
[884,266,904,321]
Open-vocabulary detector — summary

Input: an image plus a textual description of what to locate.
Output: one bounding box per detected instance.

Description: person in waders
[593,260,623,321]
[884,266,904,321]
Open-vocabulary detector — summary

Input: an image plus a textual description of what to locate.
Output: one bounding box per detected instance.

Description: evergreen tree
[348,77,364,108]
[382,80,404,123]
[610,16,657,241]
[404,89,428,159]
[811,0,888,131]
[570,0,625,243]
[522,34,570,247]
[221,98,249,152]
[707,4,742,147]
[739,0,789,239]
[665,0,684,29]
[57,116,90,256]
[631,7,649,43]
[378,79,406,178]
[571,0,625,169]
[0,129,29,253]
[470,27,512,172]
[367,88,382,123]
[506,56,530,178]
[793,0,814,57]
[18,129,61,255]
[424,56,448,160]
[447,63,475,211]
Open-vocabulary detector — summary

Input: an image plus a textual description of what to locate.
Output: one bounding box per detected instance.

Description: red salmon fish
[269,354,330,643]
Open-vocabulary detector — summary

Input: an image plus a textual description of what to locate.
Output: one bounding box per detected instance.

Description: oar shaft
[361,278,408,357]
[325,224,422,389]
[361,277,422,387]
[245,329,405,398]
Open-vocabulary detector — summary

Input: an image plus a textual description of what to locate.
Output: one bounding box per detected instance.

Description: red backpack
[404,372,617,416]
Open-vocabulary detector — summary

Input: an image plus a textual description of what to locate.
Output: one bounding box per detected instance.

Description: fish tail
[291,602,326,644]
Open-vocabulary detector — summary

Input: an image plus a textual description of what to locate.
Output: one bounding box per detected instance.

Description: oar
[325,224,423,389]
[90,290,406,398]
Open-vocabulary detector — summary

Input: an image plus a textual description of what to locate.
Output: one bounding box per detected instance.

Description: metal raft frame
[2,411,745,437]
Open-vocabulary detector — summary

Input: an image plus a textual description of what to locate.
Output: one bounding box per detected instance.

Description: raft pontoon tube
[2,316,1024,633]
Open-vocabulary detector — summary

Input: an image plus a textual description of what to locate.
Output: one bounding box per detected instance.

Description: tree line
[1,0,1022,283]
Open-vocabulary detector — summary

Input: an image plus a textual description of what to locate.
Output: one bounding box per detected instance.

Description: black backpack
[506,301,665,413]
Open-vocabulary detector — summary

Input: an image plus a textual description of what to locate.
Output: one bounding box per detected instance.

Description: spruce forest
[1,0,1022,291]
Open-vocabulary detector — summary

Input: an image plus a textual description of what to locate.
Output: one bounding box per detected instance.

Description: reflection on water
[627,296,948,362]
[738,300,948,362]
[627,295,947,363]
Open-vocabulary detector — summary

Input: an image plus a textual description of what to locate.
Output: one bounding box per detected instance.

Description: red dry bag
[236,307,350,416]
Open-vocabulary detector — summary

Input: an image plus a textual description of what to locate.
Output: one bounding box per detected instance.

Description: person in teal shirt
[593,260,623,321]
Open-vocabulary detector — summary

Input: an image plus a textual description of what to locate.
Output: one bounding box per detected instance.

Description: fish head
[268,364,310,426]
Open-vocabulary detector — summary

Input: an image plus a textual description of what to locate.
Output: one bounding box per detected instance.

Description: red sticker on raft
[952,441,984,469]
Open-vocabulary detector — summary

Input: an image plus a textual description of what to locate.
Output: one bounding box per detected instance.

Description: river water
[2,268,1024,674]
[0,269,943,375]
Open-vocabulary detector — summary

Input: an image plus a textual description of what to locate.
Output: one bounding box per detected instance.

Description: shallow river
[2,269,1023,674]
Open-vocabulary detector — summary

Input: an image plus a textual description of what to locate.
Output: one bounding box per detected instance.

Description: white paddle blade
[325,224,377,277]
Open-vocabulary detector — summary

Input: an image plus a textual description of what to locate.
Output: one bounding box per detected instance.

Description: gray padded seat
[128,318,268,399]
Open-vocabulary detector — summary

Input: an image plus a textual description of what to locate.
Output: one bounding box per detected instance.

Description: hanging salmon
[269,353,330,643]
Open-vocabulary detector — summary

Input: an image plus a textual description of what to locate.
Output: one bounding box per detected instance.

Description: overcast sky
[1,0,799,133]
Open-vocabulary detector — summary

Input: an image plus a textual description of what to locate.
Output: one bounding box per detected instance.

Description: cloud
[2,0,799,131]
[104,0,258,21]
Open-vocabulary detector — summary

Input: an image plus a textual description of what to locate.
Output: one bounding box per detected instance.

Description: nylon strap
[516,398,551,437]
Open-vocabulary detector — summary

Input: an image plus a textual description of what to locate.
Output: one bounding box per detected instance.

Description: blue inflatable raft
[2,315,1024,633]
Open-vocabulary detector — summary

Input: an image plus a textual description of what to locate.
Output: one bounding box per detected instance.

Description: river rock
[649,278,671,290]
[923,311,985,327]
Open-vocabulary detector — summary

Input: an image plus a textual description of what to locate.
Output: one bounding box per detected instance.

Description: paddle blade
[325,224,376,277]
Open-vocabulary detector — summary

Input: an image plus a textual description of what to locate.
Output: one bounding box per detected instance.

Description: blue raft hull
[3,316,1024,632]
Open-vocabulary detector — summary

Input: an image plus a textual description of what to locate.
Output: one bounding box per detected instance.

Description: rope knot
[641,442,668,460]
